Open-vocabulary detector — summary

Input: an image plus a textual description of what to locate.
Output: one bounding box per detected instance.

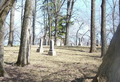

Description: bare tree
[0,0,16,76]
[16,0,34,66]
[76,23,84,45]
[119,0,120,23]
[92,24,120,82]
[8,0,16,47]
[90,0,96,53]
[112,0,117,33]
[43,9,48,45]
[53,0,65,45]
[101,0,107,57]
[54,0,58,45]
[47,0,52,44]
[32,0,37,45]
[21,0,24,26]
[65,0,75,46]
[107,0,118,34]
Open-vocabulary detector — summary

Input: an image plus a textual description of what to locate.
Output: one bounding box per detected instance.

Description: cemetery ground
[0,45,101,82]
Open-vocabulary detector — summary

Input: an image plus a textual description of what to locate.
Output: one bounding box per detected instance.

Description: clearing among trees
[0,45,101,82]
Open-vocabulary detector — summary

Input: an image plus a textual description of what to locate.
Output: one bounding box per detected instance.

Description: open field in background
[1,45,102,82]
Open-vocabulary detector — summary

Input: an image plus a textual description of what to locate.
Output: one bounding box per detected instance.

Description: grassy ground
[0,45,102,82]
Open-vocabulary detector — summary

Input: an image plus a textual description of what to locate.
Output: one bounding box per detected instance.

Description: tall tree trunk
[8,0,16,47]
[65,0,71,46]
[54,0,65,45]
[43,11,47,45]
[112,0,117,34]
[65,0,75,46]
[26,25,31,64]
[32,0,37,45]
[101,0,107,57]
[96,24,120,82]
[47,0,51,43]
[16,0,34,67]
[21,0,24,26]
[90,0,96,53]
[0,0,16,76]
[119,0,120,23]
[76,23,84,45]
[54,0,58,45]
[54,14,58,45]
[48,18,51,41]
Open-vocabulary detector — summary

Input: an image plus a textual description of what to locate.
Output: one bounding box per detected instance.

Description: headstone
[37,39,44,53]
[56,39,61,46]
[48,39,56,56]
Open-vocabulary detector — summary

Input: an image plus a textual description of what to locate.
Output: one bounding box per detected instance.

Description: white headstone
[48,39,56,56]
[37,39,44,53]
[56,39,61,46]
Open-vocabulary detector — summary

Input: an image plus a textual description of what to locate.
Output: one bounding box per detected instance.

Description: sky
[4,0,119,46]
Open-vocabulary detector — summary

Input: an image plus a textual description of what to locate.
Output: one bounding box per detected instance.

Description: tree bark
[26,25,31,64]
[47,0,51,44]
[101,0,107,57]
[65,0,75,46]
[54,0,65,45]
[32,0,37,45]
[119,0,120,23]
[76,23,84,45]
[96,24,120,82]
[16,0,34,66]
[43,10,47,45]
[8,0,16,47]
[54,0,58,45]
[112,1,117,34]
[0,0,15,76]
[90,0,96,53]
[21,0,24,26]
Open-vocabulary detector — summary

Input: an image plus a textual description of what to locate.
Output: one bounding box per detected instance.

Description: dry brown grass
[0,45,102,82]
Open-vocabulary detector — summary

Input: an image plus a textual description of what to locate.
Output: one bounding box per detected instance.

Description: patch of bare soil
[0,45,102,82]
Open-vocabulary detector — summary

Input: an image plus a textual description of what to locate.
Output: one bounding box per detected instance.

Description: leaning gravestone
[48,39,56,56]
[37,39,44,53]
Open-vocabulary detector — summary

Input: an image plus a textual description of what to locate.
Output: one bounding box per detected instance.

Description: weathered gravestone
[37,39,44,53]
[48,39,56,56]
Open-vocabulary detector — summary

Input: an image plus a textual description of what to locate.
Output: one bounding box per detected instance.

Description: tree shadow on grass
[55,46,87,52]
[71,77,94,82]
[40,62,98,82]
[0,65,37,82]
[4,62,14,66]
